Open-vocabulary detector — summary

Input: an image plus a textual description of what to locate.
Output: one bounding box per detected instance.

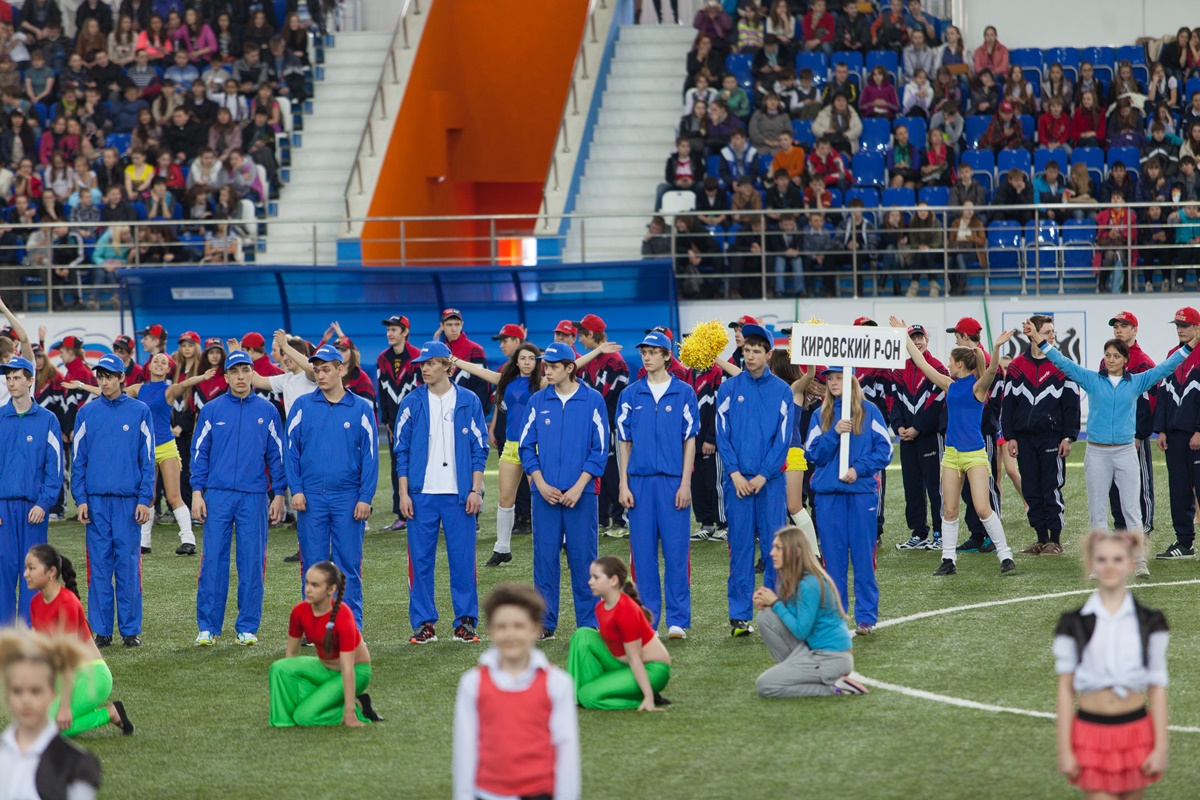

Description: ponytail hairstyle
[819,371,865,435]
[0,628,88,689]
[28,544,78,597]
[593,556,653,623]
[950,345,984,380]
[311,561,346,654]
[772,525,847,619]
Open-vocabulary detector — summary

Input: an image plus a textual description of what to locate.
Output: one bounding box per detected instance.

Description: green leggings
[269,657,372,727]
[51,660,113,738]
[566,628,671,710]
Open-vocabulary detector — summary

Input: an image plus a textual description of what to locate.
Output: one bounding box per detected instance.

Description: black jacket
[991,180,1034,225]
[663,153,705,188]
[163,119,206,161]
[37,734,102,800]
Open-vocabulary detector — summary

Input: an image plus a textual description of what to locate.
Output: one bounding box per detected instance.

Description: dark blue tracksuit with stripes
[0,401,63,624]
[192,391,286,637]
[616,375,700,630]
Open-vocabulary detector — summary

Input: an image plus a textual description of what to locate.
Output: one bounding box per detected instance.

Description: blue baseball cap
[820,366,844,377]
[538,342,576,363]
[637,331,673,351]
[741,323,773,348]
[412,341,452,363]
[94,354,125,374]
[308,344,344,364]
[224,351,253,369]
[0,356,33,375]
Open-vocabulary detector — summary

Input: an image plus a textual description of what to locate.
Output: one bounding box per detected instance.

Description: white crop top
[1053,591,1169,697]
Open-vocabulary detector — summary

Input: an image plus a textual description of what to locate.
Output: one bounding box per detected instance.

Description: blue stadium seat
[32,102,47,128]
[865,50,899,84]
[831,51,864,78]
[845,186,880,207]
[795,51,829,81]
[1117,44,1147,82]
[964,115,991,150]
[826,187,843,208]
[1186,78,1200,104]
[758,153,776,178]
[918,185,950,207]
[1019,114,1035,141]
[851,152,886,188]
[896,117,926,150]
[106,132,132,155]
[725,54,754,92]
[1062,217,1097,243]
[1009,48,1044,81]
[1080,47,1116,83]
[1071,146,1106,185]
[998,148,1032,177]
[791,119,815,147]
[1044,47,1080,82]
[1025,220,1060,276]
[960,149,995,184]
[707,155,723,181]
[987,221,1024,275]
[860,117,891,154]
[881,187,915,207]
[1108,146,1140,177]
[1034,148,1069,175]
[1062,218,1097,277]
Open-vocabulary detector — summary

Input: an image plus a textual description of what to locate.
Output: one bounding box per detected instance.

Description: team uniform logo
[123,424,129,431]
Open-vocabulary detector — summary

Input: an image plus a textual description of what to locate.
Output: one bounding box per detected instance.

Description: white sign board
[789,323,905,369]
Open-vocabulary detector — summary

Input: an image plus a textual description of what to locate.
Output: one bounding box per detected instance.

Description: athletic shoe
[94,635,112,648]
[926,535,943,551]
[956,536,985,553]
[357,693,384,722]
[409,623,437,644]
[833,675,870,695]
[730,619,754,637]
[453,623,480,643]
[384,518,407,532]
[1000,558,1016,574]
[512,517,532,535]
[710,528,728,542]
[896,536,928,550]
[855,624,875,636]
[667,625,686,640]
[155,512,172,524]
[1040,542,1064,555]
[538,628,556,641]
[979,537,997,554]
[604,525,629,539]
[48,513,63,522]
[1156,541,1195,560]
[283,550,301,563]
[691,525,714,542]
[235,633,258,646]
[140,547,151,555]
[176,542,196,556]
[653,692,672,707]
[755,557,765,574]
[112,700,134,735]
[933,559,957,576]
[122,635,142,647]
[1135,560,1151,578]
[598,521,611,535]
[1020,542,1045,555]
[195,631,216,646]
[483,551,512,567]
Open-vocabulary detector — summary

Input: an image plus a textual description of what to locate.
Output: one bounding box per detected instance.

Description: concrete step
[574,194,657,212]
[619,25,700,45]
[306,99,374,120]
[605,74,689,94]
[582,158,661,178]
[312,83,377,102]
[329,31,395,50]
[274,199,346,221]
[322,49,391,68]
[592,126,678,145]
[610,59,685,78]
[596,107,681,127]
[292,132,357,154]
[587,141,672,161]
[301,117,368,136]
[601,92,685,111]
[579,174,657,196]
[285,168,354,189]
[615,41,689,62]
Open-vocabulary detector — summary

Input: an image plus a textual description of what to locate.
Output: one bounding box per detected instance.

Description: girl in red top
[566,556,671,711]
[23,544,134,737]
[269,561,380,727]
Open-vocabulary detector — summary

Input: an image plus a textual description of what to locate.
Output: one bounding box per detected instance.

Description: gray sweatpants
[1085,443,1143,531]
[756,609,853,698]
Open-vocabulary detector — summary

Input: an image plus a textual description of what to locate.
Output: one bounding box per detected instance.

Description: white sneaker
[906,279,919,298]
[929,279,941,298]
[235,632,258,646]
[833,675,870,695]
[667,626,686,640]
[195,631,216,646]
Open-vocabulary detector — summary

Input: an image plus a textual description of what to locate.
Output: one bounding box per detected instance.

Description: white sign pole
[840,367,853,479]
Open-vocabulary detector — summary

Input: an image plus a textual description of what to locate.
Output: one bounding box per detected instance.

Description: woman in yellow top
[123,147,155,201]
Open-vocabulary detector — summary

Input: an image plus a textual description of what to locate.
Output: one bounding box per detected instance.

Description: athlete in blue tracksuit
[192,351,286,644]
[804,367,893,631]
[0,357,63,625]
[285,345,379,629]
[519,342,609,636]
[394,341,489,644]
[616,331,699,635]
[715,324,792,636]
[72,354,155,644]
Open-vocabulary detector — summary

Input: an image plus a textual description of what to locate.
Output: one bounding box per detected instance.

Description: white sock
[174,505,195,545]
[791,509,820,557]
[140,517,153,548]
[495,505,514,554]
[941,518,959,562]
[980,513,1012,562]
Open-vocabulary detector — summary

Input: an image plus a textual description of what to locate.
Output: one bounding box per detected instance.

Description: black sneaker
[1156,541,1195,560]
[896,536,928,550]
[1000,558,1016,574]
[483,550,512,567]
[357,693,384,722]
[175,542,196,556]
[122,635,142,647]
[653,692,672,707]
[979,536,997,554]
[933,559,957,576]
[94,635,112,648]
[409,623,437,644]
[538,628,556,641]
[755,557,765,574]
[453,623,480,643]
[140,547,151,555]
[513,517,532,535]
[956,536,985,553]
[730,619,754,637]
[283,550,301,563]
[111,700,134,735]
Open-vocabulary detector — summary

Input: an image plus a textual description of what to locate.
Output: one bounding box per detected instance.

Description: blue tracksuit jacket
[615,377,700,477]
[191,392,287,495]
[72,394,156,504]
[805,400,894,493]
[715,368,792,479]
[394,384,489,502]
[519,382,609,490]
[285,388,379,505]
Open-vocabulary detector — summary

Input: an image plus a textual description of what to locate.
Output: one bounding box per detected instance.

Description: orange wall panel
[361,0,588,266]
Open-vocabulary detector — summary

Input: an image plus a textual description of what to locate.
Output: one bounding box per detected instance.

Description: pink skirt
[1071,709,1160,794]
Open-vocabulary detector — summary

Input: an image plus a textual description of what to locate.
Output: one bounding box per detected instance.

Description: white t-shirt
[648,379,670,403]
[1107,374,1122,387]
[554,382,580,407]
[422,386,458,494]
[268,370,317,415]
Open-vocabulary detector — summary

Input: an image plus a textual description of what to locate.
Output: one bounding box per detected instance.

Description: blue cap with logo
[225,351,253,369]
[94,354,125,374]
[412,341,452,363]
[0,356,34,375]
[308,344,344,364]
[820,366,844,377]
[740,323,774,348]
[637,331,673,351]
[538,342,576,363]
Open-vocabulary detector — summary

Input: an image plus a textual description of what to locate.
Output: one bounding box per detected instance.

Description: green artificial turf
[15,445,1200,799]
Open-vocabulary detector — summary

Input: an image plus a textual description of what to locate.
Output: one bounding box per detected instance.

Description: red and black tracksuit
[1001,348,1081,544]
[376,342,422,517]
[582,350,630,530]
[1152,345,1200,547]
[1100,343,1156,532]
[889,354,947,541]
[690,364,724,528]
[858,366,893,537]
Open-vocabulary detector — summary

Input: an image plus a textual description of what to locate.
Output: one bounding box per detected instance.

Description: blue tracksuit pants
[627,475,691,629]
[196,489,268,636]
[0,498,48,625]
[297,490,364,628]
[85,495,142,637]
[814,491,879,626]
[531,491,598,632]
[723,475,785,621]
[406,492,478,630]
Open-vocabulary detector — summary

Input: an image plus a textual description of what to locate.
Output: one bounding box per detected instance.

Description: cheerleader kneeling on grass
[1055,530,1169,798]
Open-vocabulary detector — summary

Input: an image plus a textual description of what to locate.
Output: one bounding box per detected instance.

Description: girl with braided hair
[269,561,380,728]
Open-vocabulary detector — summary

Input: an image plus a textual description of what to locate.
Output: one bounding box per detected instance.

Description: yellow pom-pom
[679,320,729,371]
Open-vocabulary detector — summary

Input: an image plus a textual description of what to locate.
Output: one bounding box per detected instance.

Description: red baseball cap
[999,100,1014,113]
[203,337,224,350]
[178,331,201,344]
[853,316,877,327]
[728,315,759,328]
[554,320,577,336]
[137,324,166,339]
[112,334,135,352]
[645,325,674,342]
[441,308,462,321]
[381,314,410,329]
[947,317,983,336]
[241,332,266,349]
[576,314,606,333]
[907,324,927,338]
[1108,311,1138,327]
[57,335,83,350]
[1172,307,1200,326]
[334,335,355,350]
[492,324,525,341]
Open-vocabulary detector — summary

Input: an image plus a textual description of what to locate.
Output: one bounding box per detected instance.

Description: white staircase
[563,24,695,262]
[265,30,394,265]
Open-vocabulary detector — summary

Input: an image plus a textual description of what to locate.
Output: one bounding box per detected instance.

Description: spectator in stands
[735,3,763,55]
[901,68,933,119]
[48,225,86,309]
[946,200,984,296]
[931,100,964,157]
[165,49,198,88]
[154,148,183,190]
[186,146,225,197]
[233,43,269,97]
[728,175,765,298]
[801,210,835,296]
[131,106,163,153]
[678,99,709,157]
[61,52,90,92]
[109,13,137,67]
[937,25,968,75]
[0,55,19,98]
[799,0,833,57]
[186,78,218,126]
[904,0,939,42]
[812,94,861,155]
[1038,95,1072,155]
[11,157,41,203]
[835,0,869,54]
[718,128,756,187]
[1098,160,1135,205]
[972,25,1009,76]
[922,127,953,187]
[1172,202,1200,283]
[1003,65,1037,115]
[212,12,241,62]
[1137,203,1172,287]
[1095,190,1134,292]
[694,177,729,228]
[1176,155,1199,201]
[1107,60,1145,108]
[860,65,899,120]
[93,147,123,196]
[1040,62,1075,114]
[35,115,71,165]
[70,185,100,237]
[931,66,961,117]
[1073,61,1101,108]
[100,183,136,222]
[656,136,702,210]
[201,218,239,263]
[671,214,718,299]
[807,135,849,190]
[682,73,715,118]
[820,61,858,107]
[163,105,203,163]
[242,106,278,191]
[1182,92,1200,128]
[903,29,937,86]
[1136,157,1172,205]
[77,20,107,66]
[207,105,241,164]
[1143,123,1180,177]
[43,149,72,199]
[749,92,790,154]
[870,0,908,53]
[22,48,54,106]
[640,215,671,258]
[768,213,804,297]
[769,130,804,183]
[765,168,802,222]
[39,188,64,225]
[991,168,1034,225]
[1070,89,1106,149]
[1033,160,1066,219]
[39,22,68,73]
[173,7,215,64]
[979,100,1029,153]
[1147,103,1177,138]
[7,193,37,239]
[685,33,723,91]
[887,123,920,189]
[785,68,821,120]
[69,154,97,205]
[1190,28,1200,75]
[876,208,906,295]
[136,15,173,63]
[1183,122,1200,165]
[127,49,161,95]
[763,0,794,58]
[242,9,275,55]
[803,173,832,209]
[152,78,182,125]
[1159,27,1191,82]
[202,53,233,93]
[833,198,879,296]
[1108,96,1146,149]
[76,0,114,35]
[118,0,151,34]
[19,0,60,44]
[969,69,999,117]
[145,174,176,220]
[124,146,154,199]
[705,100,743,156]
[266,37,305,103]
[751,34,785,90]
[717,72,750,122]
[906,202,943,297]
[225,148,263,203]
